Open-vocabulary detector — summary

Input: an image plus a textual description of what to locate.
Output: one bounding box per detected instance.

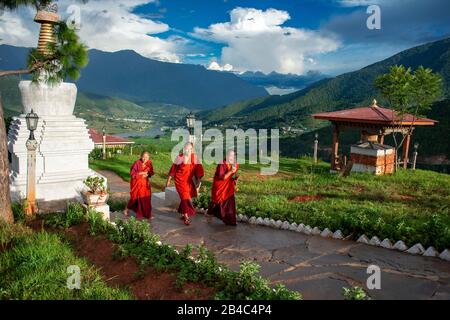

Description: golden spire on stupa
[34,2,59,55]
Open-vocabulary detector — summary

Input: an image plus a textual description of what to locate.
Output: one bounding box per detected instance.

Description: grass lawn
[0,221,131,300]
[90,136,450,251]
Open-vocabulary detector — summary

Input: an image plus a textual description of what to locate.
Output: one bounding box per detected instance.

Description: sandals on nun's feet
[183,216,191,226]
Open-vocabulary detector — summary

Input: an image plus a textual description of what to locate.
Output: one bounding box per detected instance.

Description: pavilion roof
[88,128,135,145]
[312,100,437,126]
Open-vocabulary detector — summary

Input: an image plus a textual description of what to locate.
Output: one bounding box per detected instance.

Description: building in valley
[88,128,135,152]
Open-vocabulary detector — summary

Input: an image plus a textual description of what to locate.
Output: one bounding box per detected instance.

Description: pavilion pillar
[331,123,340,171]
[378,134,384,144]
[402,133,412,169]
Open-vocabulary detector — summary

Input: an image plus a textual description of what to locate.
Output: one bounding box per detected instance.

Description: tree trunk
[0,69,30,77]
[0,97,14,223]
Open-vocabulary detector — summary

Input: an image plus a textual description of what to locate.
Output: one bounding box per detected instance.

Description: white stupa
[8,80,104,202]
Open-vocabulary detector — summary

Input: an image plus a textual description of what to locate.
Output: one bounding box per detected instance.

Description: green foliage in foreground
[0,220,31,251]
[193,190,212,210]
[44,202,85,229]
[11,201,27,224]
[44,205,301,300]
[236,158,450,251]
[105,217,301,300]
[0,220,130,300]
[342,287,370,300]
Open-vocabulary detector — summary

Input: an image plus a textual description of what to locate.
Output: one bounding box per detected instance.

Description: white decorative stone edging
[236,214,450,262]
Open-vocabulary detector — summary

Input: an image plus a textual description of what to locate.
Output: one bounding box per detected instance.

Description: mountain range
[198,37,450,166]
[238,70,328,93]
[0,44,268,110]
[1,38,449,165]
[199,37,450,130]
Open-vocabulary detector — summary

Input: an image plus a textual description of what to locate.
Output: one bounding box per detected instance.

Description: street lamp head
[102,126,106,135]
[25,109,39,132]
[186,112,195,129]
[414,142,419,150]
[314,133,319,139]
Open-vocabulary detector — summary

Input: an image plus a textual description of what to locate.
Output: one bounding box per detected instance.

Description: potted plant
[82,175,108,207]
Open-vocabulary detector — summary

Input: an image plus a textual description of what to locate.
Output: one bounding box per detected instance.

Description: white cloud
[192,7,340,74]
[0,7,37,47]
[207,61,233,72]
[0,0,181,63]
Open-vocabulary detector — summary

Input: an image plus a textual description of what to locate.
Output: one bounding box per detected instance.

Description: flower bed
[42,203,301,300]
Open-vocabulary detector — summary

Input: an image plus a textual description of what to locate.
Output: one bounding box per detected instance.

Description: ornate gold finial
[371,98,378,108]
[34,3,60,56]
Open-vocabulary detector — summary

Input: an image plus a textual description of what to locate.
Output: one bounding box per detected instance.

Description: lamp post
[102,126,106,160]
[25,109,39,215]
[313,132,319,164]
[186,112,195,144]
[412,142,419,170]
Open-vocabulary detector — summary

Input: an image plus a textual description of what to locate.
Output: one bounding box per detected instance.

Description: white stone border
[236,214,450,262]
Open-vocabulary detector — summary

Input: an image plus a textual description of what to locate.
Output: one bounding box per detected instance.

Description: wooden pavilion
[312,99,437,171]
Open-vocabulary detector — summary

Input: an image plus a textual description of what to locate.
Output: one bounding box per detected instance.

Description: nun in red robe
[166,142,204,225]
[208,150,239,226]
[124,151,154,220]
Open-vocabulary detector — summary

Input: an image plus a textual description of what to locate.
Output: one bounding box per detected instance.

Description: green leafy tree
[374,65,442,169]
[0,0,88,223]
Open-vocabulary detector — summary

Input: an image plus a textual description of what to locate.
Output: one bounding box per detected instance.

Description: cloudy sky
[1,0,449,76]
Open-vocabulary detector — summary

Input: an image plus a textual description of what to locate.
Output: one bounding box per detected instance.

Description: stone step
[165,187,180,208]
[152,192,166,208]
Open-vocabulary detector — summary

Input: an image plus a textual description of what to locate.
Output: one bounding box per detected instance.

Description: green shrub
[108,198,127,212]
[342,286,370,300]
[215,261,301,300]
[86,209,115,236]
[89,148,103,161]
[111,217,158,245]
[97,217,301,300]
[44,202,85,229]
[11,201,27,224]
[193,190,211,210]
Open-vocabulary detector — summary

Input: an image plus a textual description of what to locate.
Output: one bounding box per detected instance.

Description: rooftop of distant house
[312,100,437,126]
[88,128,135,145]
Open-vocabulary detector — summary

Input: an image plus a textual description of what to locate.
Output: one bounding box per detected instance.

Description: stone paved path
[99,170,130,198]
[104,170,450,300]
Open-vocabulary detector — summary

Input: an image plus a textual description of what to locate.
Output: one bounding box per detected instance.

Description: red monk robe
[126,159,154,219]
[168,153,204,219]
[208,161,239,225]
